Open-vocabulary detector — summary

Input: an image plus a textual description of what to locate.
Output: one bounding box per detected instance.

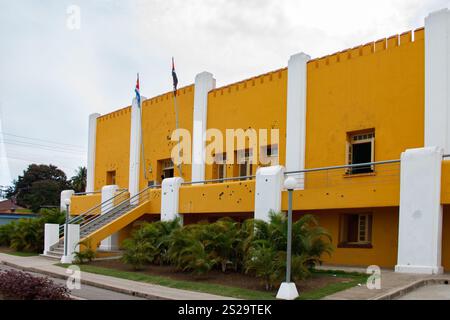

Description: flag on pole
[135,73,141,107]
[172,57,178,96]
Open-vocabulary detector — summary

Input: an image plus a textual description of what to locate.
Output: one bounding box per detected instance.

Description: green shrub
[121,238,158,270]
[120,212,333,289]
[74,241,96,264]
[0,208,65,253]
[244,243,283,291]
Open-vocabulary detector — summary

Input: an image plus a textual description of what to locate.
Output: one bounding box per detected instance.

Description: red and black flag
[172,57,178,96]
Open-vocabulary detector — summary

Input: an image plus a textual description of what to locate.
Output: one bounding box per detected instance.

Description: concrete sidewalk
[0,253,237,300]
[316,265,450,300]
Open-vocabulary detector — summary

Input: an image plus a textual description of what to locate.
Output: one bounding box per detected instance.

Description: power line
[1,139,86,155]
[0,131,86,150]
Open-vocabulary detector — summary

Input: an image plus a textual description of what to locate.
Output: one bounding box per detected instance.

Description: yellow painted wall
[205,69,287,180]
[179,180,255,214]
[305,30,424,173]
[70,193,101,215]
[309,207,399,268]
[140,85,195,188]
[94,107,131,191]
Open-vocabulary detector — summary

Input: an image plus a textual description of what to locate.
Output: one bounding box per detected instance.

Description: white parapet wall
[285,52,310,190]
[60,224,80,264]
[60,189,74,213]
[161,177,184,222]
[43,223,59,255]
[99,184,119,251]
[425,9,450,153]
[254,165,285,222]
[395,147,444,274]
[86,113,100,193]
[129,96,146,198]
[191,72,216,183]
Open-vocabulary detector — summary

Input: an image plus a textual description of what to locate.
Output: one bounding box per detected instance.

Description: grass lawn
[0,246,39,257]
[57,263,367,300]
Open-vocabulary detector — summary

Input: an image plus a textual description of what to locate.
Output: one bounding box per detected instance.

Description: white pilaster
[254,165,285,222]
[129,96,146,197]
[99,184,119,251]
[43,223,59,255]
[285,52,310,189]
[191,72,216,182]
[60,224,80,264]
[425,9,450,153]
[395,147,444,274]
[60,189,74,213]
[86,113,100,193]
[161,177,184,222]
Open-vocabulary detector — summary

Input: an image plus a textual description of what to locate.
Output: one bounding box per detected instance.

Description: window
[158,159,174,182]
[260,144,279,167]
[106,170,116,185]
[213,153,227,181]
[347,131,375,174]
[237,149,253,179]
[339,213,372,247]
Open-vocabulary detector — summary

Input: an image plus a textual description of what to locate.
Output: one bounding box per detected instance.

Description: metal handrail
[73,191,101,196]
[59,189,129,236]
[79,185,158,233]
[285,159,400,175]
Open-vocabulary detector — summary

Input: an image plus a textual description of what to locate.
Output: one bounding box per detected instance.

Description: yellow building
[45,9,450,274]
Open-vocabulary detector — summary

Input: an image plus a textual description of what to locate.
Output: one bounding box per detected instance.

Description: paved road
[0,264,146,300]
[397,284,450,300]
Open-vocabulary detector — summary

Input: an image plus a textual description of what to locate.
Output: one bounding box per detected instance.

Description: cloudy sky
[0,0,449,189]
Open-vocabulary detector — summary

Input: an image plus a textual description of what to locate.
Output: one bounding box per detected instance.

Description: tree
[6,164,71,212]
[70,166,87,193]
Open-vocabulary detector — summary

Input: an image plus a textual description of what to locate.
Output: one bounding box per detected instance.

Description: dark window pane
[351,142,373,174]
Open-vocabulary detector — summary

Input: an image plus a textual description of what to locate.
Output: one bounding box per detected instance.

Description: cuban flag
[172,57,178,96]
[135,73,141,107]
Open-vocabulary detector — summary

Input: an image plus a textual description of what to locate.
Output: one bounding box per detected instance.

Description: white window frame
[346,131,375,174]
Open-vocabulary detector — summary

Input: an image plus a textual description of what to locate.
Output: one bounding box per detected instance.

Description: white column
[395,147,444,274]
[191,72,216,182]
[254,165,285,222]
[86,113,100,193]
[285,52,310,189]
[161,177,184,223]
[425,9,450,153]
[99,184,119,251]
[60,189,74,213]
[43,223,59,255]
[60,224,80,264]
[129,96,146,197]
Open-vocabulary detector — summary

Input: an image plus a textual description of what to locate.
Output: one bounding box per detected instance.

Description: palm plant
[244,243,283,291]
[70,166,87,193]
[121,238,158,270]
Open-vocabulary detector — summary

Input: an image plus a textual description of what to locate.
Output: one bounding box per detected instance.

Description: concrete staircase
[43,239,65,260]
[41,194,145,260]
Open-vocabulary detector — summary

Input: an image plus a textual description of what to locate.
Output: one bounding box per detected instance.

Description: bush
[0,208,65,253]
[244,243,283,291]
[121,212,333,290]
[122,218,182,270]
[0,269,71,300]
[122,238,158,270]
[74,241,96,264]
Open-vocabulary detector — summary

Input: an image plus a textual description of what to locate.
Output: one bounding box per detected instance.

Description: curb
[0,260,166,300]
[371,277,450,300]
